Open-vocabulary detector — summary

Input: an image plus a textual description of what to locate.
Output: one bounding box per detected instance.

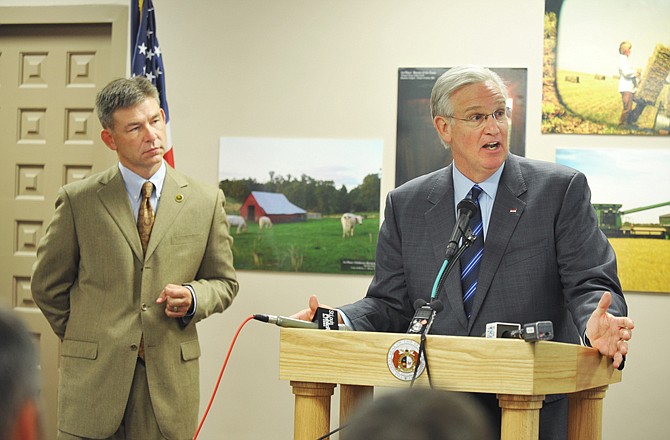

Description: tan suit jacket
[31,165,239,439]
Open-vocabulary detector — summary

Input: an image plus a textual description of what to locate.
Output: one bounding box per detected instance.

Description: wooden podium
[279,328,622,440]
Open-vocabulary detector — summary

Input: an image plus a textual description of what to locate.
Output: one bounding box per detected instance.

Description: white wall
[3,0,668,438]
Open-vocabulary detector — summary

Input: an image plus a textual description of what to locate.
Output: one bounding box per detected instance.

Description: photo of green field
[227,213,378,274]
[553,70,658,132]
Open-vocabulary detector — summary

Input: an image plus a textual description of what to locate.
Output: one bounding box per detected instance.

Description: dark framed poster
[395,67,528,187]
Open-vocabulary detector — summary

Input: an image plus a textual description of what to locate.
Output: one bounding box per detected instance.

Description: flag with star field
[131,0,175,167]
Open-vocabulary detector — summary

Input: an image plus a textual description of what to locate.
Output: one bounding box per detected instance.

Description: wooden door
[0,6,128,437]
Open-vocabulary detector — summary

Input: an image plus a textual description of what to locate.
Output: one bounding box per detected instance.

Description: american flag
[131,0,175,167]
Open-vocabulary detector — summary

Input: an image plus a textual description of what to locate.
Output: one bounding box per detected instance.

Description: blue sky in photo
[556,0,670,75]
[556,148,670,224]
[219,137,383,190]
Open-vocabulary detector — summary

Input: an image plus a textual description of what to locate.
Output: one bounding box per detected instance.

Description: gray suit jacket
[341,154,627,437]
[31,165,238,439]
[341,153,626,344]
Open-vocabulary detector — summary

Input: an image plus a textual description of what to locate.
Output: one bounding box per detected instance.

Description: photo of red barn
[240,191,307,224]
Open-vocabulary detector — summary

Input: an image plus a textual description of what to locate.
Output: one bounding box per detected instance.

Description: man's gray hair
[95,76,160,129]
[430,65,508,119]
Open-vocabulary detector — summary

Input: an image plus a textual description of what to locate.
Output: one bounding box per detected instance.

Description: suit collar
[423,165,470,328]
[97,167,144,261]
[425,165,455,263]
[143,166,189,259]
[96,166,190,261]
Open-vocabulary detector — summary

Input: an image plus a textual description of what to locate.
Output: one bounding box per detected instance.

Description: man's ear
[433,115,452,145]
[11,400,40,440]
[100,129,117,152]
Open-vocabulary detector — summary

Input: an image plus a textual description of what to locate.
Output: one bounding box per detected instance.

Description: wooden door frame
[1,4,129,437]
[1,5,129,57]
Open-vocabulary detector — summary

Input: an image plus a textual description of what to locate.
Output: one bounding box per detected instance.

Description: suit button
[131,344,138,351]
[141,303,148,311]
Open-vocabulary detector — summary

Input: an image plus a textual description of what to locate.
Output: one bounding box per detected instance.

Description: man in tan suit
[31,77,239,440]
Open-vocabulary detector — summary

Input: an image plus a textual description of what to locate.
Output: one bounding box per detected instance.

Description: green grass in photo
[229,215,378,274]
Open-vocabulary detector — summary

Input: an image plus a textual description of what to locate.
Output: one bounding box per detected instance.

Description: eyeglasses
[446,108,511,129]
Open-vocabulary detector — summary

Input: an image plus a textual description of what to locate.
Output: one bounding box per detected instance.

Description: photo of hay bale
[637,44,670,105]
[636,44,670,134]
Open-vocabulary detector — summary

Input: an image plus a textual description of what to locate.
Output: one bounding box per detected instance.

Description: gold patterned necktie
[137,181,154,361]
[137,181,155,255]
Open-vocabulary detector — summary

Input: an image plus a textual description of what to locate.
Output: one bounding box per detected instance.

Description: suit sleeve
[187,189,239,323]
[31,188,79,340]
[557,172,626,337]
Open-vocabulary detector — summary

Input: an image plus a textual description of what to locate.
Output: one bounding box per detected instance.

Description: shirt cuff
[338,309,354,329]
[583,331,592,347]
[183,284,196,317]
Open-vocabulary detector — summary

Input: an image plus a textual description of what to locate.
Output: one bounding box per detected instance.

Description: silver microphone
[253,314,351,331]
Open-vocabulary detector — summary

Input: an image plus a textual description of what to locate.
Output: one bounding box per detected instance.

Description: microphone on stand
[445,198,479,261]
[420,198,479,330]
[409,198,481,336]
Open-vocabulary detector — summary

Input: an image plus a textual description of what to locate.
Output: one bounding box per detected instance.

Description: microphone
[406,299,444,334]
[445,198,479,261]
[484,322,521,338]
[253,314,351,331]
[517,321,554,342]
[485,321,554,342]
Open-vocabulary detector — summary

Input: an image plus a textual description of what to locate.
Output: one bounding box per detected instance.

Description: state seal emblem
[387,339,424,381]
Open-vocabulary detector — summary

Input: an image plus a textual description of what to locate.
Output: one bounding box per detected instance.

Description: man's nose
[483,114,501,133]
[145,124,159,141]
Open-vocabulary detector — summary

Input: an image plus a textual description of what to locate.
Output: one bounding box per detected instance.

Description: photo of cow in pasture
[219,137,382,274]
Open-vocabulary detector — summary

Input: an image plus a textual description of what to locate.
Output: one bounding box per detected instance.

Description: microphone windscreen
[430,300,444,313]
[457,198,479,216]
[413,299,428,310]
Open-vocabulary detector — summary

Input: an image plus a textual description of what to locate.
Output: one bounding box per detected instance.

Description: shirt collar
[452,161,504,202]
[118,161,167,201]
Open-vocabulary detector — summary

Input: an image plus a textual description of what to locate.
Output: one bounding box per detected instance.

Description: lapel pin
[510,208,517,213]
[175,194,184,203]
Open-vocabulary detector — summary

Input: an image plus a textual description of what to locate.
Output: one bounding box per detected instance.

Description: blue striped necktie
[461,185,484,319]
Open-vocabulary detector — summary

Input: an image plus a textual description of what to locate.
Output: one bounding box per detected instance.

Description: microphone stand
[409,229,478,388]
[432,229,477,303]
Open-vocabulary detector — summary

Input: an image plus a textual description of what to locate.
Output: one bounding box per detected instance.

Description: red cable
[193,315,255,440]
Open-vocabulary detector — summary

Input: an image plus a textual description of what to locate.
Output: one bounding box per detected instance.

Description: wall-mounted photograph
[219,137,382,274]
[556,147,670,293]
[543,0,670,135]
[396,67,527,187]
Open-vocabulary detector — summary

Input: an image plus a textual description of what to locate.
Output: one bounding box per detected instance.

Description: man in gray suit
[294,65,633,439]
[31,77,239,440]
